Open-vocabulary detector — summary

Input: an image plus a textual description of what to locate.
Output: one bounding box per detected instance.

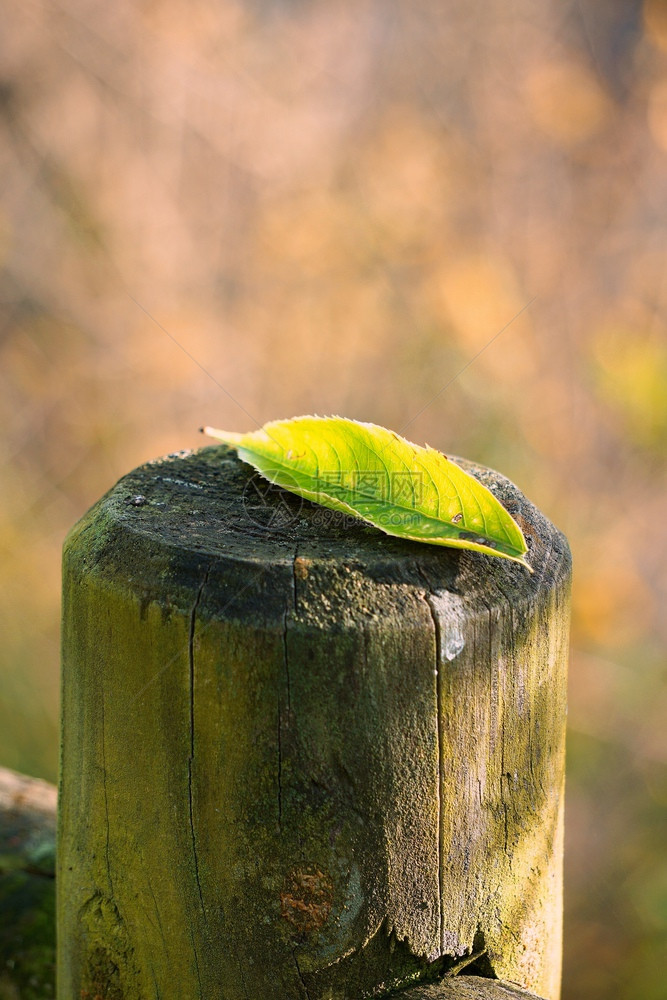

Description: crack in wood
[99,679,113,897]
[188,564,212,926]
[189,924,204,999]
[279,546,299,830]
[293,948,312,1000]
[414,560,445,956]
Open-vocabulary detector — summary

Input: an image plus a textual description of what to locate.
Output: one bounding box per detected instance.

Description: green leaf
[204,415,531,570]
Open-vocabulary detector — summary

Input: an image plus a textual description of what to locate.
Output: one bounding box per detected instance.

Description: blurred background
[1,0,665,996]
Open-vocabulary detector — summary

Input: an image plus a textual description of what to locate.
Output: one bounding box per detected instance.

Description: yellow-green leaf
[204,415,530,569]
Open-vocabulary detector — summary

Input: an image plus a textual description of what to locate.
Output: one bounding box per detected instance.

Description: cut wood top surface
[66,444,571,630]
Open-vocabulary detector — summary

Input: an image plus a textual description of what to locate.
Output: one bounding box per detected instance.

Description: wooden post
[58,445,571,1000]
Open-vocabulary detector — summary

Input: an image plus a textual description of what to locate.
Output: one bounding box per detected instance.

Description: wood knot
[280,867,333,935]
[294,556,312,580]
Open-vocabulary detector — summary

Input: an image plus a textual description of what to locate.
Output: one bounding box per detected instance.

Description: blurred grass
[1,1,666,997]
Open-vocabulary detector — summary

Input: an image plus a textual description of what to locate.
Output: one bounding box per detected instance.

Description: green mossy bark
[0,768,56,1000]
[59,446,570,1000]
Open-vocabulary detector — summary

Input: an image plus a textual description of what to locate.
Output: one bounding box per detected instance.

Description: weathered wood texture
[0,766,56,999]
[0,769,544,1000]
[59,445,570,1000]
